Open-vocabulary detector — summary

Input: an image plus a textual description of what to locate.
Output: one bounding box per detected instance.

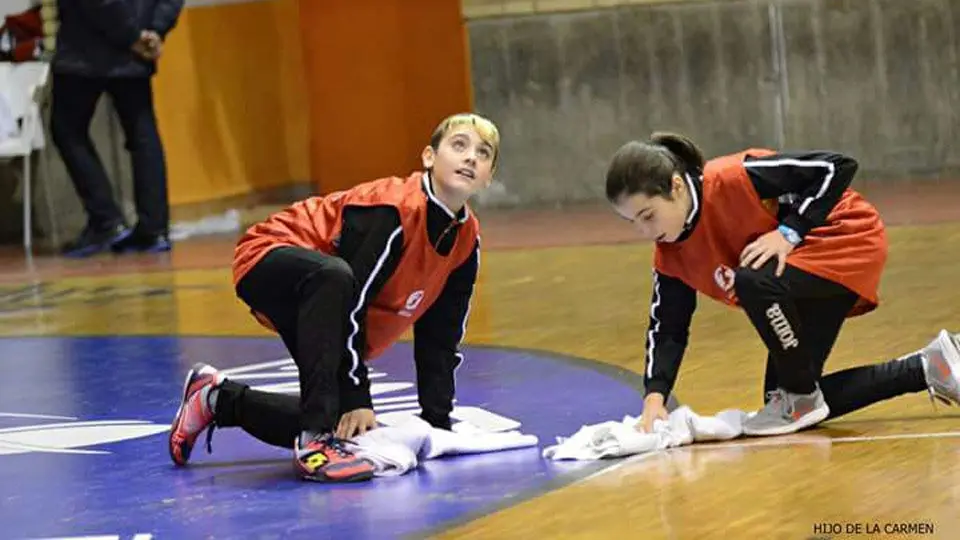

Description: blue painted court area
[0,336,645,539]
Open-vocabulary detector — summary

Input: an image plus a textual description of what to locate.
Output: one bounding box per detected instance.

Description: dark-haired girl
[606,133,960,436]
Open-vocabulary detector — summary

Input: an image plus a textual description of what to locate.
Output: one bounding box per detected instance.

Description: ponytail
[649,132,705,175]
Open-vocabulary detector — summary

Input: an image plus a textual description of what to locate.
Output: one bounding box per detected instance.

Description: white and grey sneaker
[742,386,830,437]
[919,329,960,407]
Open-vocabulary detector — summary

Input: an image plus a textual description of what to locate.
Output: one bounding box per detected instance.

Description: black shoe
[61,223,132,258]
[111,230,172,254]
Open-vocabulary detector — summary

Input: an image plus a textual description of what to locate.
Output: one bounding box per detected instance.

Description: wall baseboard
[169,181,315,224]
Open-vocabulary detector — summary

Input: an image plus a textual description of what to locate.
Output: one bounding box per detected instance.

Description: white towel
[345,416,539,477]
[542,406,748,461]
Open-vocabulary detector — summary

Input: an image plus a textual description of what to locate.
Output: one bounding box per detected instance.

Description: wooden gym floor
[1,179,959,539]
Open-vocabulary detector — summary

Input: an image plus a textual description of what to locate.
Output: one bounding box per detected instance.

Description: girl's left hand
[335,408,377,439]
[739,229,796,277]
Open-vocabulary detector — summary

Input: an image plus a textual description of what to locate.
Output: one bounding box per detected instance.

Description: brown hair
[605,132,705,202]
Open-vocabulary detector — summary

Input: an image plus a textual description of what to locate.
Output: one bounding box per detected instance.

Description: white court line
[0,412,78,421]
[231,372,386,380]
[220,359,292,376]
[700,430,960,450]
[0,439,108,455]
[0,420,154,434]
[227,372,298,380]
[578,429,960,484]
[372,395,419,405]
[221,361,391,379]
[374,403,421,413]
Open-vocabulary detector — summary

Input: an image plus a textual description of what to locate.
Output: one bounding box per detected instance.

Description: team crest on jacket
[399,290,425,317]
[714,264,736,294]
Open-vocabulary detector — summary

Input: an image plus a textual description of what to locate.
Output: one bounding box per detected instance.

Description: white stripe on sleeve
[744,158,835,216]
[645,270,662,379]
[345,225,404,385]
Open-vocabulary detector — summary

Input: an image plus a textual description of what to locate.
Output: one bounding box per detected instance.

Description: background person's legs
[50,73,130,256]
[105,77,171,252]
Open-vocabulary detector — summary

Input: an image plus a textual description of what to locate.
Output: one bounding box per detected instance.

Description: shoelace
[764,390,792,417]
[764,389,785,407]
[322,436,353,459]
[204,424,216,454]
[928,387,952,409]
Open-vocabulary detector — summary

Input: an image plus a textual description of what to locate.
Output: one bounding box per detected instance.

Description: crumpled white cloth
[344,416,539,476]
[542,405,748,461]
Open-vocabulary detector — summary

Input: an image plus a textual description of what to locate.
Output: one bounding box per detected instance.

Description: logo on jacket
[713,264,736,294]
[398,290,425,317]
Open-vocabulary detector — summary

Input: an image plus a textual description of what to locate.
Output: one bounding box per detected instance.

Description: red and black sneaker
[168,363,221,466]
[294,432,375,482]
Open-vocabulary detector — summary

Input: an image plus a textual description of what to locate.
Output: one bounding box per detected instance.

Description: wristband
[778,224,802,245]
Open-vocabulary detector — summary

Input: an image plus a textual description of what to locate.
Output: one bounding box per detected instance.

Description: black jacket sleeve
[643,270,698,400]
[743,151,858,238]
[412,237,480,430]
[77,0,142,49]
[335,205,405,412]
[150,0,185,37]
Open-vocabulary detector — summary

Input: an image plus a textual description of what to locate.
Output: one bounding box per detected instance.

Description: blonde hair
[429,113,501,168]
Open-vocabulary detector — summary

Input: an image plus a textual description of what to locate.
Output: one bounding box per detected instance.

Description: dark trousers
[50,73,169,235]
[735,261,927,419]
[235,246,357,434]
[216,379,302,449]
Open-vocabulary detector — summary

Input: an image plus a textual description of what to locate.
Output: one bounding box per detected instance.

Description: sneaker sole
[293,442,376,483]
[63,243,112,258]
[168,366,203,466]
[928,329,960,406]
[299,469,375,483]
[64,229,133,259]
[742,405,830,437]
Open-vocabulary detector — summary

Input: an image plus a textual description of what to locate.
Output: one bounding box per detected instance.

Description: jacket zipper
[434,220,458,252]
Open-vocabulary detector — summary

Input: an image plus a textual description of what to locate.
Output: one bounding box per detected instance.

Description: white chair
[0,61,51,251]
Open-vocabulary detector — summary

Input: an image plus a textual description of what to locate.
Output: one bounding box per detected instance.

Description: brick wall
[462,0,705,19]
